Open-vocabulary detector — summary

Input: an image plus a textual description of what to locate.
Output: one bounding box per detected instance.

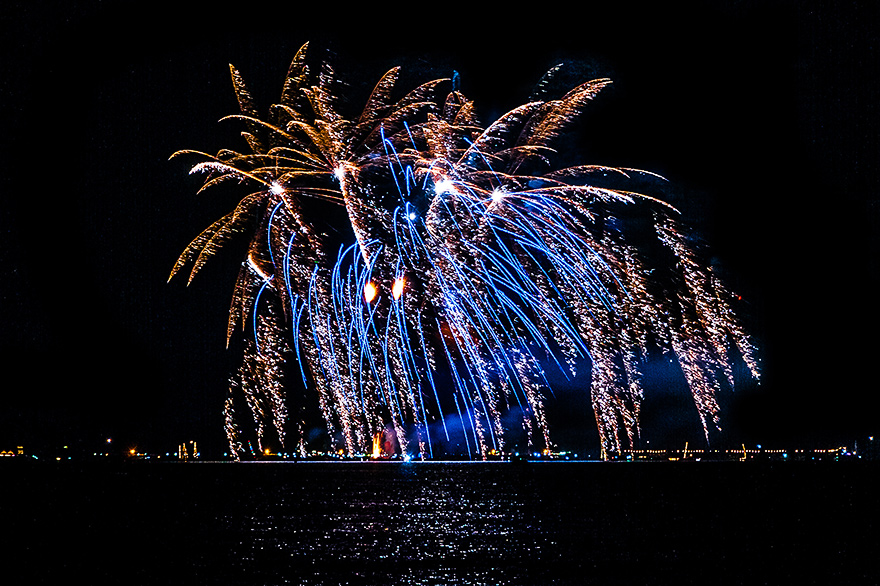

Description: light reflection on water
[222,463,555,585]
[6,461,873,584]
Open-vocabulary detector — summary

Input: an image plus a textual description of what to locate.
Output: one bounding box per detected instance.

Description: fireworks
[170,43,759,460]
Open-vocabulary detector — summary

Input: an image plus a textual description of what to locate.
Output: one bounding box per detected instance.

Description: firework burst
[170,43,759,460]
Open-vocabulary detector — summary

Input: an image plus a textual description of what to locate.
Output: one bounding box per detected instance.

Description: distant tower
[179,440,199,460]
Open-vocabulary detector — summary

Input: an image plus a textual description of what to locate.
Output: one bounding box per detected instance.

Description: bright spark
[364,282,378,303]
[247,254,270,281]
[434,178,455,195]
[392,277,405,300]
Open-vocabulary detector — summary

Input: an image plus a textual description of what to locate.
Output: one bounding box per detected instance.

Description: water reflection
[223,463,552,584]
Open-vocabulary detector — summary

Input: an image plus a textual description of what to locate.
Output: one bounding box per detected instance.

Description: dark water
[2,461,876,585]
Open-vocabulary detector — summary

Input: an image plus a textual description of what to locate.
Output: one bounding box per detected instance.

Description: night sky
[2,2,877,457]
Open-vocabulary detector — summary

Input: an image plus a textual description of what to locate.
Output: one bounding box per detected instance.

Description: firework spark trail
[170,42,759,460]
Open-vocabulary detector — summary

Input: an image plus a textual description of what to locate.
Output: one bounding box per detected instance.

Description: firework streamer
[170,43,758,459]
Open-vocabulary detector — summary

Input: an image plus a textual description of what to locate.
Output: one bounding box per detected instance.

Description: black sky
[2,2,878,456]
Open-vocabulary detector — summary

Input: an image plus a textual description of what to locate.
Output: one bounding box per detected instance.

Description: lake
[2,460,875,584]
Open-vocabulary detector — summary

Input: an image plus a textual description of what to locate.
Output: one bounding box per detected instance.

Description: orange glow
[364,282,378,303]
[392,277,405,300]
[372,432,383,459]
